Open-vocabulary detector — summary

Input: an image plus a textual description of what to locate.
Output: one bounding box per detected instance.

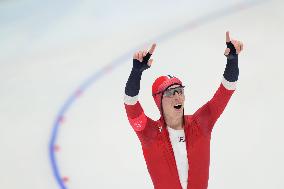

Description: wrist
[223,56,239,82]
[131,66,144,74]
[226,53,238,61]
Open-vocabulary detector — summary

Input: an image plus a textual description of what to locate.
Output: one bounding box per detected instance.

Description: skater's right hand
[132,43,156,72]
[224,31,243,59]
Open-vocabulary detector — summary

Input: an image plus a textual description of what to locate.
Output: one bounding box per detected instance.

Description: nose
[173,91,179,96]
[172,92,183,100]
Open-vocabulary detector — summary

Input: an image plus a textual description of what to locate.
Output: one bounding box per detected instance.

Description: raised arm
[193,31,243,133]
[124,44,156,132]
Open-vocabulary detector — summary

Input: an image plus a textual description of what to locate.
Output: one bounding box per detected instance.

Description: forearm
[222,40,239,88]
[124,51,151,104]
[124,68,143,109]
[223,47,239,83]
[125,68,142,97]
[221,56,238,91]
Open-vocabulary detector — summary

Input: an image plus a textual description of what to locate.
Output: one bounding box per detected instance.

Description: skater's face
[161,84,185,120]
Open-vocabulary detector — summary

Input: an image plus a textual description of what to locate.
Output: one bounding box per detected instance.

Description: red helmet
[152,75,183,113]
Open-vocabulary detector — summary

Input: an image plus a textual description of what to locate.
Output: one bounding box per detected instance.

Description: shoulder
[184,115,194,125]
[184,114,211,135]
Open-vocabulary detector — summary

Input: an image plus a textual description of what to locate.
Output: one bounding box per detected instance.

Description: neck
[166,117,183,130]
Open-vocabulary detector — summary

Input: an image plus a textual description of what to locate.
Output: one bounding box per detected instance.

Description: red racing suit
[124,81,235,189]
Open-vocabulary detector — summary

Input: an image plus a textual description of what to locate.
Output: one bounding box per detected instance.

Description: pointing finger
[226,31,230,43]
[143,43,156,62]
[148,43,156,55]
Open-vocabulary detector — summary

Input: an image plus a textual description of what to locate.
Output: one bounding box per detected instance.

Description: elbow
[129,113,147,132]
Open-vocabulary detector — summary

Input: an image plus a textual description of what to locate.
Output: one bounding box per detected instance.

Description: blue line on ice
[48,1,267,188]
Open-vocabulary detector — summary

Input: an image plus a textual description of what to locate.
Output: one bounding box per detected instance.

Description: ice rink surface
[1,0,284,188]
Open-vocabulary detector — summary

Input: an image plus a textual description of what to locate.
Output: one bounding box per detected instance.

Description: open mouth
[174,104,182,109]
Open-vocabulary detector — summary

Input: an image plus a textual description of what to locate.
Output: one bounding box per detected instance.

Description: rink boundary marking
[48,1,268,188]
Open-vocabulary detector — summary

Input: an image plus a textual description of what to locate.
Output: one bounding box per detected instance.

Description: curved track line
[49,1,268,188]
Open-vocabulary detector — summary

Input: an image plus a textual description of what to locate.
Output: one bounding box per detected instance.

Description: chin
[171,109,183,119]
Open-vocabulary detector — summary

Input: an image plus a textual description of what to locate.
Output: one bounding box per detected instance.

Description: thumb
[147,59,154,67]
[224,48,230,56]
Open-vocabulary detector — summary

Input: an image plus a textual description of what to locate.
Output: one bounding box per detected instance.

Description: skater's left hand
[224,31,244,56]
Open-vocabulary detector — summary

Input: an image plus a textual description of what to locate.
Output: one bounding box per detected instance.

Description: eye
[164,91,173,97]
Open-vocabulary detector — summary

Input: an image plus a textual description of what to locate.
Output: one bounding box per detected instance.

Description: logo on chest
[179,136,185,142]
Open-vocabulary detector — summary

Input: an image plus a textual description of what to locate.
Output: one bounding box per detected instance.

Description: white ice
[0,0,284,188]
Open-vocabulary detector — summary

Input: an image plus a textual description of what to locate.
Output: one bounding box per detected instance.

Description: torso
[167,126,188,189]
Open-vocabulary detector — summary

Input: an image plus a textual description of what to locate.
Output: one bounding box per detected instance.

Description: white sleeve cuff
[124,94,139,105]
[222,77,237,90]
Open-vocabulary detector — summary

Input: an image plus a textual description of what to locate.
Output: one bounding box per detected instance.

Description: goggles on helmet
[154,85,185,98]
